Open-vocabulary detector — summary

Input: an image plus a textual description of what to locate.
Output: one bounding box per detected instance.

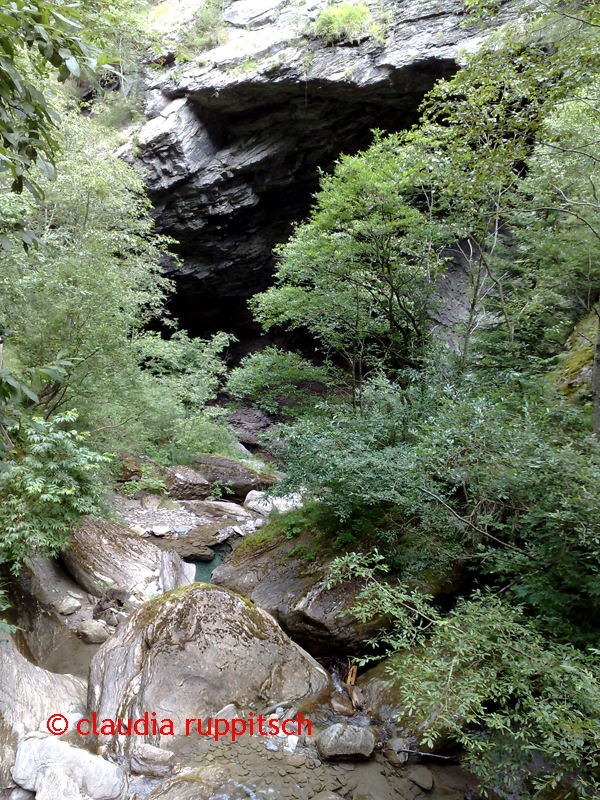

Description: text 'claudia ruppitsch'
[46,711,312,744]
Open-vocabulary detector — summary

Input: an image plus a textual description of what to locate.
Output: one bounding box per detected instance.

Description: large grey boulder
[11,732,125,800]
[88,584,330,754]
[62,518,195,604]
[315,724,375,761]
[190,455,276,500]
[0,637,86,790]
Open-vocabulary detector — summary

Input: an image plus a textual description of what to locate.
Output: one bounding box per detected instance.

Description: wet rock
[330,693,356,716]
[406,765,433,791]
[130,743,174,778]
[11,732,125,799]
[77,619,111,644]
[63,518,195,605]
[316,724,375,761]
[88,584,330,754]
[165,465,211,500]
[0,637,87,790]
[145,766,231,800]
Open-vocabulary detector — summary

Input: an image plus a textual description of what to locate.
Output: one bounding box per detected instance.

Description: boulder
[34,768,91,800]
[165,465,210,500]
[77,619,111,644]
[0,637,86,790]
[315,724,375,761]
[244,490,303,517]
[88,584,330,754]
[63,518,195,605]
[406,765,434,791]
[11,732,125,800]
[191,455,275,500]
[211,535,387,654]
[130,744,174,778]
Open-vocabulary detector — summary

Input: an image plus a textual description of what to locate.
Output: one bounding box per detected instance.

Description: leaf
[65,55,79,77]
[0,12,20,29]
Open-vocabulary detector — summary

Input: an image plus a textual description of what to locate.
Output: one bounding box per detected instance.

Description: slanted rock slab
[0,638,86,790]
[11,732,125,800]
[63,518,194,604]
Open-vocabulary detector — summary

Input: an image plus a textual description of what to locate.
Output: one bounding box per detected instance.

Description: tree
[252,136,447,390]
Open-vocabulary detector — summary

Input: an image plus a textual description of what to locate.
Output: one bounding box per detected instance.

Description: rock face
[13,558,101,674]
[211,533,387,653]
[126,0,514,333]
[0,637,86,790]
[87,583,330,754]
[62,518,195,605]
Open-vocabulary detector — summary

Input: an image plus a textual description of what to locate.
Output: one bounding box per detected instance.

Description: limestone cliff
[123,0,513,332]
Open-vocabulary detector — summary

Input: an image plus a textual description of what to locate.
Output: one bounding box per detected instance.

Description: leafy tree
[226,347,337,416]
[252,137,448,388]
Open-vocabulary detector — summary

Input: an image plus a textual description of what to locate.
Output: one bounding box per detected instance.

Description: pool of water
[187,542,233,584]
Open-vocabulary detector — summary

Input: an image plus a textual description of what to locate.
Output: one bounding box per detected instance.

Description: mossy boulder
[88,584,330,755]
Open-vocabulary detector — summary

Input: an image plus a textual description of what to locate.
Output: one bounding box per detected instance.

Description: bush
[312,2,379,45]
[331,553,600,799]
[226,347,336,416]
[0,412,108,573]
[179,0,226,56]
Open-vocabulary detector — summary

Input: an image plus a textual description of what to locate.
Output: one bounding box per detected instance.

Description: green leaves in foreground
[0,411,108,572]
[330,552,600,799]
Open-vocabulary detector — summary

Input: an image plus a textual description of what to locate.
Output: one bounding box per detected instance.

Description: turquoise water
[187,542,233,584]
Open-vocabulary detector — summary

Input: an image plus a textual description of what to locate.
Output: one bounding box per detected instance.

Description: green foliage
[178,0,226,57]
[119,462,167,498]
[0,0,102,225]
[0,411,108,573]
[331,552,600,798]
[0,109,233,459]
[312,2,378,45]
[226,347,336,415]
[252,138,447,380]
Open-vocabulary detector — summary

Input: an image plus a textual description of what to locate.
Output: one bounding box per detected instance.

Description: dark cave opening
[143,59,459,347]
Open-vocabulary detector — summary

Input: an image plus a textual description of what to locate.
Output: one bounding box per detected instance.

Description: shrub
[226,347,336,416]
[179,0,226,56]
[0,412,108,573]
[312,2,378,45]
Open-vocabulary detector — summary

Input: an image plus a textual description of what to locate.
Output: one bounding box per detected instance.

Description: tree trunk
[592,309,600,442]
